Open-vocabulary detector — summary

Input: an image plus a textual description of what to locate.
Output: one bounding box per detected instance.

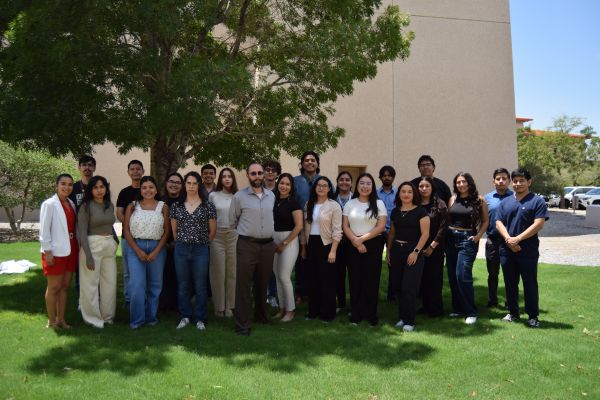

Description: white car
[578,188,600,208]
[563,186,597,209]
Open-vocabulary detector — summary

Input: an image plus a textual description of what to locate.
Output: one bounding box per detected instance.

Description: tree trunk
[150,134,188,191]
[4,207,18,234]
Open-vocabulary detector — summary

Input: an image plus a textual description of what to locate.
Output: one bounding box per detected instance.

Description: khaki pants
[79,235,118,328]
[209,228,238,313]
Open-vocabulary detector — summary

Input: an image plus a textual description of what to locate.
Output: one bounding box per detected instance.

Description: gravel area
[3,208,599,266]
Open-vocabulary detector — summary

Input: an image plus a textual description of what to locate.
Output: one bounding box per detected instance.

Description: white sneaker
[394,320,405,328]
[176,318,190,329]
[465,316,477,325]
[403,324,415,332]
[196,321,206,331]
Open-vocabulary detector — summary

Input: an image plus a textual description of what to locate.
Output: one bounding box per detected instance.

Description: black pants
[294,255,309,298]
[420,247,444,317]
[159,243,179,312]
[347,235,385,325]
[501,253,539,319]
[307,235,336,321]
[390,241,425,325]
[485,236,502,305]
[334,238,349,309]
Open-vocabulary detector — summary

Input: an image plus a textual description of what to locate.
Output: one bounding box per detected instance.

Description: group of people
[39,152,548,334]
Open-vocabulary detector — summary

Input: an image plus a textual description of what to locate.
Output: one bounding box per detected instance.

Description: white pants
[79,235,118,328]
[209,228,238,312]
[273,231,299,311]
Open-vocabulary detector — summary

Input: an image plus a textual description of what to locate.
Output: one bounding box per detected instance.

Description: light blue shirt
[484,189,513,238]
[377,186,397,232]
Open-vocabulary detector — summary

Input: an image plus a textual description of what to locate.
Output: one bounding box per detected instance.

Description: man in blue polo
[377,165,397,302]
[483,168,513,308]
[496,167,548,328]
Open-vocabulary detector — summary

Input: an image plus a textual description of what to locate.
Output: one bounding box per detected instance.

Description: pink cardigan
[301,199,343,246]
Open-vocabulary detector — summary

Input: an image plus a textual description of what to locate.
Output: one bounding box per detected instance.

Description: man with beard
[229,162,276,336]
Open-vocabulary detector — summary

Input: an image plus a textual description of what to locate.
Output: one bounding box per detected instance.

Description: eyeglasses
[316,184,330,189]
[249,171,264,176]
[167,180,182,185]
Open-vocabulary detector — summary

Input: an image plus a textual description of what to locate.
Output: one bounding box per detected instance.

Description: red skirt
[42,239,79,276]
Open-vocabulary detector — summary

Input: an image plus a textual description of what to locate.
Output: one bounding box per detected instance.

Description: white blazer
[39,194,76,257]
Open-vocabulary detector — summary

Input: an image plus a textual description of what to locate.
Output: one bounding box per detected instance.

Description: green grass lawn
[1,242,599,399]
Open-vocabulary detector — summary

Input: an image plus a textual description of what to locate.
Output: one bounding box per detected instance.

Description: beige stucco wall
[9,0,516,224]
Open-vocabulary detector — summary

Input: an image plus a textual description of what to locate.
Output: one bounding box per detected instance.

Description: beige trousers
[79,235,118,328]
[209,228,238,313]
[273,231,299,311]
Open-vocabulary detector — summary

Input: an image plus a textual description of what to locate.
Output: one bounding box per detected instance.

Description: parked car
[577,188,600,209]
[563,186,597,209]
[542,193,560,208]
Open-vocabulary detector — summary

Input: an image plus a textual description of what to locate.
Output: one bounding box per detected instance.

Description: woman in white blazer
[39,174,78,329]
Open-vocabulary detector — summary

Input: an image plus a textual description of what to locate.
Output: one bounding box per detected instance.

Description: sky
[510,0,600,133]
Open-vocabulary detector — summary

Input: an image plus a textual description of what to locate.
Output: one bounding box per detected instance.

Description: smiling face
[166,175,182,197]
[56,176,74,199]
[301,154,318,176]
[315,179,330,200]
[277,176,292,198]
[455,175,469,196]
[418,180,432,200]
[202,169,216,186]
[337,173,352,193]
[357,176,373,198]
[92,180,107,202]
[512,176,531,195]
[140,180,157,200]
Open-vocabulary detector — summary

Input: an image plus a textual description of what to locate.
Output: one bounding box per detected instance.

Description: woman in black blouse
[272,173,303,322]
[417,176,449,317]
[386,182,430,332]
[170,171,217,331]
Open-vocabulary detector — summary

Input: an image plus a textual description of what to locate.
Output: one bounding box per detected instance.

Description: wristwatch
[413,248,420,254]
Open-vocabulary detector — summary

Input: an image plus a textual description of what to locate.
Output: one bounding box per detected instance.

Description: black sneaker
[526,318,540,328]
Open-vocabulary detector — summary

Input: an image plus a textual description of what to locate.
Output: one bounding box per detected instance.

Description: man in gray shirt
[229,162,276,335]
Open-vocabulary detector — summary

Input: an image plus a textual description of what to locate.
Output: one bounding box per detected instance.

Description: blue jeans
[126,239,166,329]
[446,229,479,317]
[122,239,130,303]
[174,242,209,323]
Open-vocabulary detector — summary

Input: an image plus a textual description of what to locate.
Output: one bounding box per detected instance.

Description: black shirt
[391,206,428,242]
[117,186,141,237]
[411,176,452,205]
[273,196,302,232]
[449,197,475,229]
[68,181,87,211]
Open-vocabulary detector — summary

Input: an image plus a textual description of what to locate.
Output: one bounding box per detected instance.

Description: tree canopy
[0,0,414,183]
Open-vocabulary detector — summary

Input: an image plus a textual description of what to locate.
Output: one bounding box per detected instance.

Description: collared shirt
[497,192,549,257]
[377,186,397,232]
[294,173,320,209]
[484,189,513,238]
[335,192,353,209]
[229,187,275,239]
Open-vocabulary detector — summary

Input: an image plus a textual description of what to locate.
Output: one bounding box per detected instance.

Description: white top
[343,198,387,236]
[209,191,234,229]
[129,201,165,240]
[39,194,76,257]
[310,204,323,235]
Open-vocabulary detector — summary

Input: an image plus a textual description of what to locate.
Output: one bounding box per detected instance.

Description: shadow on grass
[0,260,573,378]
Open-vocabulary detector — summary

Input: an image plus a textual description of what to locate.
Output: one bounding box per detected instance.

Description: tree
[0,141,77,234]
[0,1,414,185]
[517,116,599,192]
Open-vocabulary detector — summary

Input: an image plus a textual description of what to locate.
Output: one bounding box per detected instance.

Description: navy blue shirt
[294,173,320,209]
[484,189,513,238]
[497,192,549,257]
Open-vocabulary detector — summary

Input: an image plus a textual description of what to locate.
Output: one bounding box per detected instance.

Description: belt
[238,235,273,244]
[449,226,474,232]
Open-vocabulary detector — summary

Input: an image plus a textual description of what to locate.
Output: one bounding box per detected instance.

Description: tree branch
[230,0,252,58]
